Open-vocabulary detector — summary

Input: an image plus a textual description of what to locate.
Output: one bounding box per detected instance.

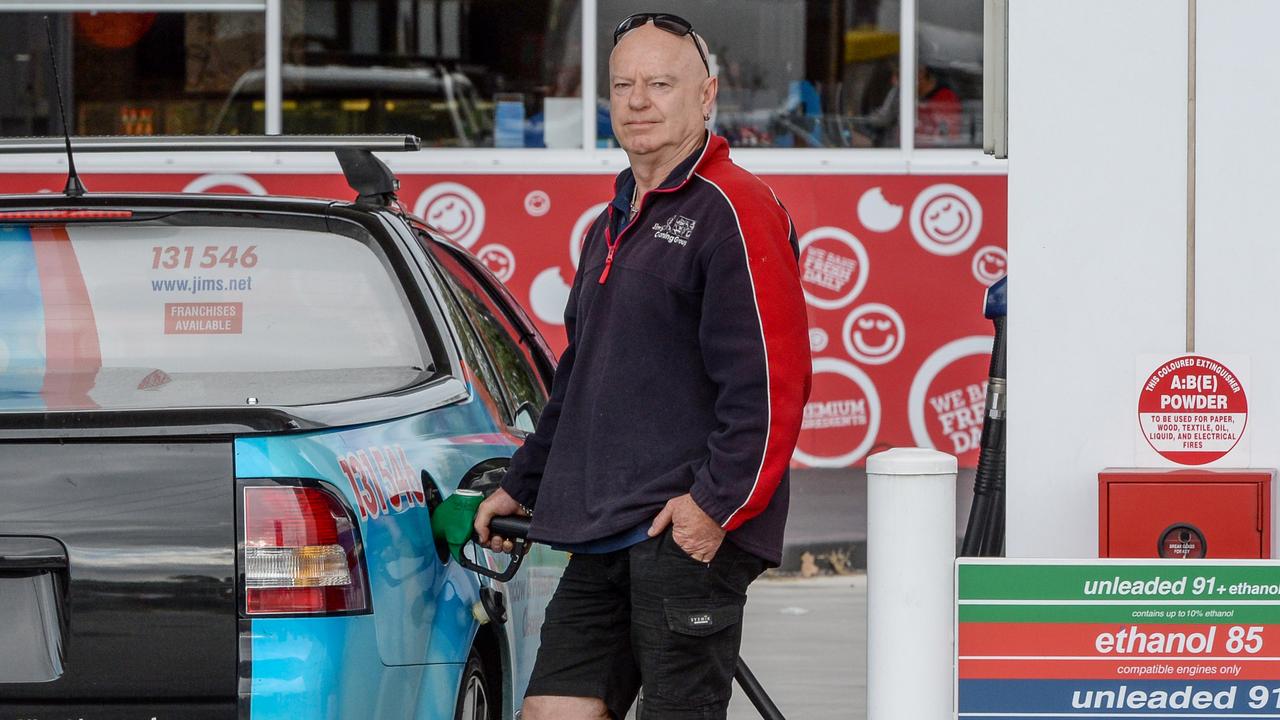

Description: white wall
[1007,1,1188,556]
[1194,1,1280,555]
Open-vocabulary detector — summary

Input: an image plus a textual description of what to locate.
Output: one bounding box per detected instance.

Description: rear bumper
[0,620,467,720]
[0,702,236,719]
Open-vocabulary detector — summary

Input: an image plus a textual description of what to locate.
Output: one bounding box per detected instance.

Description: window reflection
[0,12,264,136]
[917,0,983,148]
[272,0,584,147]
[0,2,582,147]
[596,0,983,150]
[0,1,982,151]
[597,0,904,149]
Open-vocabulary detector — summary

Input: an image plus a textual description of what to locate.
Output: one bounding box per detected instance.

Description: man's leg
[523,550,642,720]
[629,530,766,720]
[522,695,610,720]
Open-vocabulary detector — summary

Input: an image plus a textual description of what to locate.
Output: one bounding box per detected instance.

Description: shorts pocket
[664,531,710,566]
[650,598,744,705]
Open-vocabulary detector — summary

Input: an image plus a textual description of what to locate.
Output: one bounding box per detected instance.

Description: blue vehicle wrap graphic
[249,615,463,718]
[0,226,46,409]
[235,386,558,718]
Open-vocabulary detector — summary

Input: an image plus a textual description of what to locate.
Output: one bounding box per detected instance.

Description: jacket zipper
[598,181,689,285]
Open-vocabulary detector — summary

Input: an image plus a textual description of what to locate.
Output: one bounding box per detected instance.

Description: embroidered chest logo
[652,214,697,246]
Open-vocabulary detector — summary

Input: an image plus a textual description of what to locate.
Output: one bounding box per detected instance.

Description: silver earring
[703,112,711,121]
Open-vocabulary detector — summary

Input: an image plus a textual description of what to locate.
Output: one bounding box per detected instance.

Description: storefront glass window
[0,12,264,137]
[916,0,983,147]
[596,0,903,149]
[239,0,584,147]
[0,2,581,148]
[0,1,982,153]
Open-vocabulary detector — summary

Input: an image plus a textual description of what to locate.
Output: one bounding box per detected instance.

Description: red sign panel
[0,170,1006,467]
[164,302,243,334]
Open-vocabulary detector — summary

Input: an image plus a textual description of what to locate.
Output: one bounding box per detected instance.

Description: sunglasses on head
[612,12,710,77]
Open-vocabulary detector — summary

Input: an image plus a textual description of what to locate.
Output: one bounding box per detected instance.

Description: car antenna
[44,16,86,198]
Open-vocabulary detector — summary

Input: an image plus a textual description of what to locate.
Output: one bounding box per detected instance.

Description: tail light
[242,485,369,615]
[0,210,134,220]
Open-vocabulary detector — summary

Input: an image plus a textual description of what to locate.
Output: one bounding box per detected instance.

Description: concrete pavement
[729,575,867,720]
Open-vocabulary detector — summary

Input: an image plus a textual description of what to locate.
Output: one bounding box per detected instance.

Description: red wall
[1,170,1006,467]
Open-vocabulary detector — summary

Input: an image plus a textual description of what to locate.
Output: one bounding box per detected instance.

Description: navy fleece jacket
[500,133,811,565]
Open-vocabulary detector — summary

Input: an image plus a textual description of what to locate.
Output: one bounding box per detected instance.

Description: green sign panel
[958,559,1280,718]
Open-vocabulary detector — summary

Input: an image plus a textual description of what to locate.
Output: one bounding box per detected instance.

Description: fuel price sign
[959,559,1280,719]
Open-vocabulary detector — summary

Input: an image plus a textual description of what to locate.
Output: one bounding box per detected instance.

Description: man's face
[609,22,714,157]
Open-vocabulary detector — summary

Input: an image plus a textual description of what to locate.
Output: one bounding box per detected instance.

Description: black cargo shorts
[524,527,766,720]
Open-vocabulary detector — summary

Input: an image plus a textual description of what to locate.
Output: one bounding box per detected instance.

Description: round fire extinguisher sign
[1137,354,1248,466]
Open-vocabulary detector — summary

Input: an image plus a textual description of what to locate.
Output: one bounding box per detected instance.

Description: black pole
[735,657,786,720]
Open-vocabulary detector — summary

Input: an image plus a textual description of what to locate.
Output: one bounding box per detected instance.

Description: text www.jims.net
[150,275,254,294]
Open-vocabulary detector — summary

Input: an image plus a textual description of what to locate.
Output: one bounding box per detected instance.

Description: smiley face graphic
[970,246,1007,286]
[922,195,971,245]
[428,195,474,239]
[414,182,486,248]
[910,184,983,256]
[182,173,268,196]
[524,190,551,217]
[474,244,516,282]
[842,303,906,365]
[809,328,829,353]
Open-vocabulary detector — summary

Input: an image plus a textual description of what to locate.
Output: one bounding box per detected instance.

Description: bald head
[609,20,717,162]
[613,21,710,80]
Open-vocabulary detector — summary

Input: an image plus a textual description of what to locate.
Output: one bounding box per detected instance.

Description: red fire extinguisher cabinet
[1098,468,1274,559]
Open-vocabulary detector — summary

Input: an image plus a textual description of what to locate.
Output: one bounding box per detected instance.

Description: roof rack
[0,134,421,154]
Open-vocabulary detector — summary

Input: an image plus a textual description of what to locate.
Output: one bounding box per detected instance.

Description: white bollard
[866,447,957,720]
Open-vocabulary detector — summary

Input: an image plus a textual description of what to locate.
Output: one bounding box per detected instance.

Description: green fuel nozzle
[429,487,532,583]
[431,488,485,564]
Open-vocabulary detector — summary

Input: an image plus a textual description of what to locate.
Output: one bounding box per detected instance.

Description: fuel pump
[961,276,1007,557]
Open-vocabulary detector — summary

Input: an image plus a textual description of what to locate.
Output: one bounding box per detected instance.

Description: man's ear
[702,75,718,117]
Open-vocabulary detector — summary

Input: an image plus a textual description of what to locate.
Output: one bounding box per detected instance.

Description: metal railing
[0,135,421,154]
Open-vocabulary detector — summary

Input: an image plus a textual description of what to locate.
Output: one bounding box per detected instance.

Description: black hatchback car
[0,135,565,720]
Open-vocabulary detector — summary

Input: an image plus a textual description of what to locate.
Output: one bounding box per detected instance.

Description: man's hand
[474,487,528,554]
[648,493,725,563]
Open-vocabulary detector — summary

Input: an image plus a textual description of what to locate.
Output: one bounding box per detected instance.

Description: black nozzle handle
[487,514,532,541]
[461,514,533,583]
[460,548,524,583]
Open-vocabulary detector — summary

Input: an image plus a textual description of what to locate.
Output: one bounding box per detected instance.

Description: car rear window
[0,214,432,411]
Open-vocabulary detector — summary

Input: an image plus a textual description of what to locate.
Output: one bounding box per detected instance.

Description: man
[475,12,811,720]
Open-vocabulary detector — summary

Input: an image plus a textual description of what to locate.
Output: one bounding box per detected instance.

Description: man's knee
[522,694,611,720]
